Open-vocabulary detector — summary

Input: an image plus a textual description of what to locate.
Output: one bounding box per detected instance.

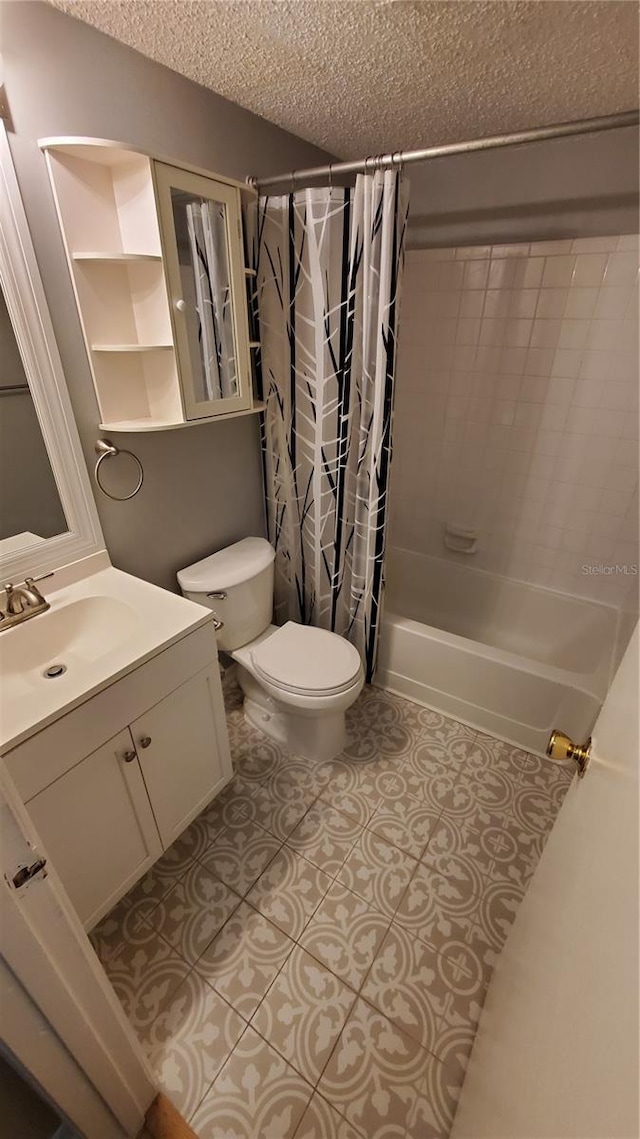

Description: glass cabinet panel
[154,163,252,419]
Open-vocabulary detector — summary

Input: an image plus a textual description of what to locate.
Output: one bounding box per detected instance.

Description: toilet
[177,537,364,761]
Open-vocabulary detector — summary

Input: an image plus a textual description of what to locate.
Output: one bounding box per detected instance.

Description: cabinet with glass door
[40,138,262,431]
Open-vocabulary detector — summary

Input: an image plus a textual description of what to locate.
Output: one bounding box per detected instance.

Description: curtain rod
[251,109,639,190]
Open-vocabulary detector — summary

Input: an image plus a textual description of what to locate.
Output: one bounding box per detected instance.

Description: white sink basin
[0,565,214,751]
[2,595,143,679]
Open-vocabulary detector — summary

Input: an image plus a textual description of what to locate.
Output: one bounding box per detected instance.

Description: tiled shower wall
[390,236,639,606]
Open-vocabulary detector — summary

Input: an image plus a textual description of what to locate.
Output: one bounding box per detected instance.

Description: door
[451,624,639,1139]
[26,729,162,930]
[0,763,155,1138]
[132,664,233,848]
[153,161,253,419]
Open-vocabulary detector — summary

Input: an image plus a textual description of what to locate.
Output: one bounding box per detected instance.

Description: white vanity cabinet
[26,728,163,929]
[4,624,232,930]
[131,663,229,848]
[40,137,260,432]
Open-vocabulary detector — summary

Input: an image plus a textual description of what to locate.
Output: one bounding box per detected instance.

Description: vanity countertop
[0,565,215,753]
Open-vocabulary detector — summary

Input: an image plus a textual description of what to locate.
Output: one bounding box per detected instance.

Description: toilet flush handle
[207,591,227,600]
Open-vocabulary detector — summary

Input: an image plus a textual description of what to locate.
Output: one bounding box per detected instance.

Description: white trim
[0,763,155,1136]
[0,961,125,1139]
[0,123,105,584]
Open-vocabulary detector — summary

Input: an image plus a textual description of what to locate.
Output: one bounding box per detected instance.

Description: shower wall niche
[390,235,639,608]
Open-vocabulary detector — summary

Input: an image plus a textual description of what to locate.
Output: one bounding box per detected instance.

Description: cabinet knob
[140,736,152,749]
[122,748,137,763]
[175,298,187,313]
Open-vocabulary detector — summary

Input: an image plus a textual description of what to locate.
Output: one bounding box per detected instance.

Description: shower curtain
[186,201,236,400]
[252,170,409,681]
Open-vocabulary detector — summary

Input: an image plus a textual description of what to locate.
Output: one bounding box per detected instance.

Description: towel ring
[94,439,144,501]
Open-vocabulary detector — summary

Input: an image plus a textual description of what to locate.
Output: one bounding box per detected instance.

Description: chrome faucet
[0,572,54,631]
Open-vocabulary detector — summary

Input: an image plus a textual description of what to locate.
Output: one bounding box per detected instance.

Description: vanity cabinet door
[131,663,232,849]
[26,729,163,931]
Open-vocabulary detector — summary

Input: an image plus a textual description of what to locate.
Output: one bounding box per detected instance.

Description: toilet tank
[177,537,275,651]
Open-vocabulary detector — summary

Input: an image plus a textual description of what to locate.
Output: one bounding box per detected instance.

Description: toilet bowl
[177,538,364,762]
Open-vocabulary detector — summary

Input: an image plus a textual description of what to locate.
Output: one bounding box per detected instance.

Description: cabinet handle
[140,736,152,749]
[122,748,137,763]
[175,298,187,313]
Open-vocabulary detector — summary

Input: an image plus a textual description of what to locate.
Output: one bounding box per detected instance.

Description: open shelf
[73,253,162,262]
[92,344,173,352]
[42,137,259,431]
[99,402,266,432]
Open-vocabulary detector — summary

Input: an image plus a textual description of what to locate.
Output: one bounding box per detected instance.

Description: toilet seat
[251,621,362,697]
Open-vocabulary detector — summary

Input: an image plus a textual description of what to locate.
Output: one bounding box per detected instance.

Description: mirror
[170,188,239,403]
[0,123,103,583]
[0,288,68,552]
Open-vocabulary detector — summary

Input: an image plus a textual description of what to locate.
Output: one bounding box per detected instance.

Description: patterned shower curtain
[251,170,409,681]
[186,201,237,399]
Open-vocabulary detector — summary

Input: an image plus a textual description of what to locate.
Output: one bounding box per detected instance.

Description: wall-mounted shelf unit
[40,137,260,432]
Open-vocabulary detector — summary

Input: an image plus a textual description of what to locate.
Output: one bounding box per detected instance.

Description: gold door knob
[546,729,591,778]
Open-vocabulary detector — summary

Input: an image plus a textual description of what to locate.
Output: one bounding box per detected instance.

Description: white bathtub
[376,548,618,755]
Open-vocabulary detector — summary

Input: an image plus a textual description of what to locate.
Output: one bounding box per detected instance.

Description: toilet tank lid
[177,537,275,592]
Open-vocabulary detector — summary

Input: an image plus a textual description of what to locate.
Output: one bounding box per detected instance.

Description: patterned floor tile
[231,736,284,786]
[148,860,242,965]
[174,793,249,862]
[242,777,316,841]
[345,690,415,761]
[510,784,561,838]
[394,862,480,954]
[362,923,483,1056]
[287,798,362,875]
[252,945,356,1085]
[94,681,570,1139]
[295,1093,362,1139]
[142,970,245,1119]
[337,829,415,919]
[425,807,498,870]
[191,1026,313,1139]
[194,902,295,1018]
[421,822,488,900]
[318,997,431,1138]
[105,921,190,1034]
[275,755,334,797]
[411,707,476,749]
[470,879,525,956]
[201,818,282,896]
[299,881,390,991]
[401,752,464,813]
[89,896,142,965]
[368,791,441,858]
[359,763,427,805]
[319,774,380,825]
[246,846,332,939]
[470,732,540,780]
[407,1031,473,1139]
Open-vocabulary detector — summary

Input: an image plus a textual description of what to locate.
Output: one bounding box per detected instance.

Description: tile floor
[91,679,573,1139]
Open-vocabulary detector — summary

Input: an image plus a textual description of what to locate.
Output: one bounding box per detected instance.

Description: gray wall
[407,127,639,248]
[1,0,332,590]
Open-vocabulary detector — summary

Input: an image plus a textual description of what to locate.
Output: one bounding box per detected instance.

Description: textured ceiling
[49,0,638,160]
